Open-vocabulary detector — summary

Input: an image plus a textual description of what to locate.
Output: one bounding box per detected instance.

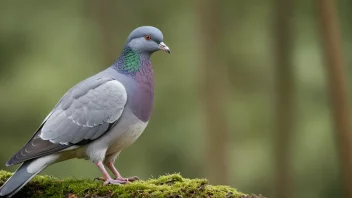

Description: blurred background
[0,0,351,198]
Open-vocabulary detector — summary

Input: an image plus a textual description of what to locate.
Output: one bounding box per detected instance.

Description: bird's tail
[0,160,46,197]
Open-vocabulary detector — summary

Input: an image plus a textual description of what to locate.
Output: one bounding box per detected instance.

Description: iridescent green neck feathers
[119,48,141,73]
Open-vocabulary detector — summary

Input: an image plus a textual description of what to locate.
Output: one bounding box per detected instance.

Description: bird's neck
[113,48,154,121]
[113,48,152,77]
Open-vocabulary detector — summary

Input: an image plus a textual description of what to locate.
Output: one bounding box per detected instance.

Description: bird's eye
[144,34,152,40]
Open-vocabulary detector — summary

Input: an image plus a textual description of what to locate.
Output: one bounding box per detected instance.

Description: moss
[0,170,264,198]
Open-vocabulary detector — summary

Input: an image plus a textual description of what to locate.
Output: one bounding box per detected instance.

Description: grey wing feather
[41,77,127,144]
[6,77,127,166]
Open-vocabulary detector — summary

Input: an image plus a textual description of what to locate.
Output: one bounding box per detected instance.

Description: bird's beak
[159,42,171,54]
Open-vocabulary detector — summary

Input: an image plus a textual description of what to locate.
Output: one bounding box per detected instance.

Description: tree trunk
[87,0,119,66]
[196,0,230,185]
[317,0,352,197]
[273,0,295,198]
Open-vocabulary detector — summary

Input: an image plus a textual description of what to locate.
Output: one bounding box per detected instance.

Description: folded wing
[6,77,127,166]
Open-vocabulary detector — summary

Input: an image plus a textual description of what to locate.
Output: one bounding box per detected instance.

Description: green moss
[0,170,263,198]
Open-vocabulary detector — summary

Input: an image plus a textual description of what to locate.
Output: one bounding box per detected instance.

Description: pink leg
[96,161,128,185]
[106,161,139,182]
[106,161,121,178]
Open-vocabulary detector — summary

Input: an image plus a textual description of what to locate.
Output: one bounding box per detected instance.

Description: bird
[0,26,170,197]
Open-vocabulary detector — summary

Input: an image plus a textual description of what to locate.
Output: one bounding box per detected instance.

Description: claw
[127,176,139,182]
[93,177,106,181]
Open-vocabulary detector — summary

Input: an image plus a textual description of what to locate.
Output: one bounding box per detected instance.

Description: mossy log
[0,170,263,198]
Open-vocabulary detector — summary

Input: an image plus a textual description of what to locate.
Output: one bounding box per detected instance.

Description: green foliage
[0,170,262,198]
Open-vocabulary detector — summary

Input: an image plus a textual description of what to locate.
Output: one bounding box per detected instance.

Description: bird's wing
[6,77,127,166]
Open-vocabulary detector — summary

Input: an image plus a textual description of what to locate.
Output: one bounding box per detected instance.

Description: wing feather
[6,77,127,166]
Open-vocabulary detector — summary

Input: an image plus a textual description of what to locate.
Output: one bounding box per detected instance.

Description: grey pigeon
[0,26,170,197]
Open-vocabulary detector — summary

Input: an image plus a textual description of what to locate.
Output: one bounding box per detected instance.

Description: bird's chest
[128,70,154,122]
[106,119,148,154]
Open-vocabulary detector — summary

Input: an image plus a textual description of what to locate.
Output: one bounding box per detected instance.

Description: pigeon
[0,26,170,197]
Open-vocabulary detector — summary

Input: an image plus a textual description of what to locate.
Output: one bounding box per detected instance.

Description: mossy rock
[0,170,263,198]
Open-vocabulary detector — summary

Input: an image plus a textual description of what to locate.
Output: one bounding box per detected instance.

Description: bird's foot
[94,176,139,185]
[103,178,128,185]
[93,177,106,181]
[115,176,139,182]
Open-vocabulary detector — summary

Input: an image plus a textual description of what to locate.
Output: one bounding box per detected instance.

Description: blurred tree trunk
[317,1,352,197]
[86,0,119,67]
[96,0,117,65]
[196,0,230,185]
[273,0,295,198]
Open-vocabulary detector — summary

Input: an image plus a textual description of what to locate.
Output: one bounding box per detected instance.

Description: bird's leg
[106,161,139,182]
[95,161,128,185]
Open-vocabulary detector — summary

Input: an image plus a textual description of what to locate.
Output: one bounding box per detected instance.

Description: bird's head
[124,26,170,55]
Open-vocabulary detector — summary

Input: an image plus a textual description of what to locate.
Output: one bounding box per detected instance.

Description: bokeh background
[0,1,352,198]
